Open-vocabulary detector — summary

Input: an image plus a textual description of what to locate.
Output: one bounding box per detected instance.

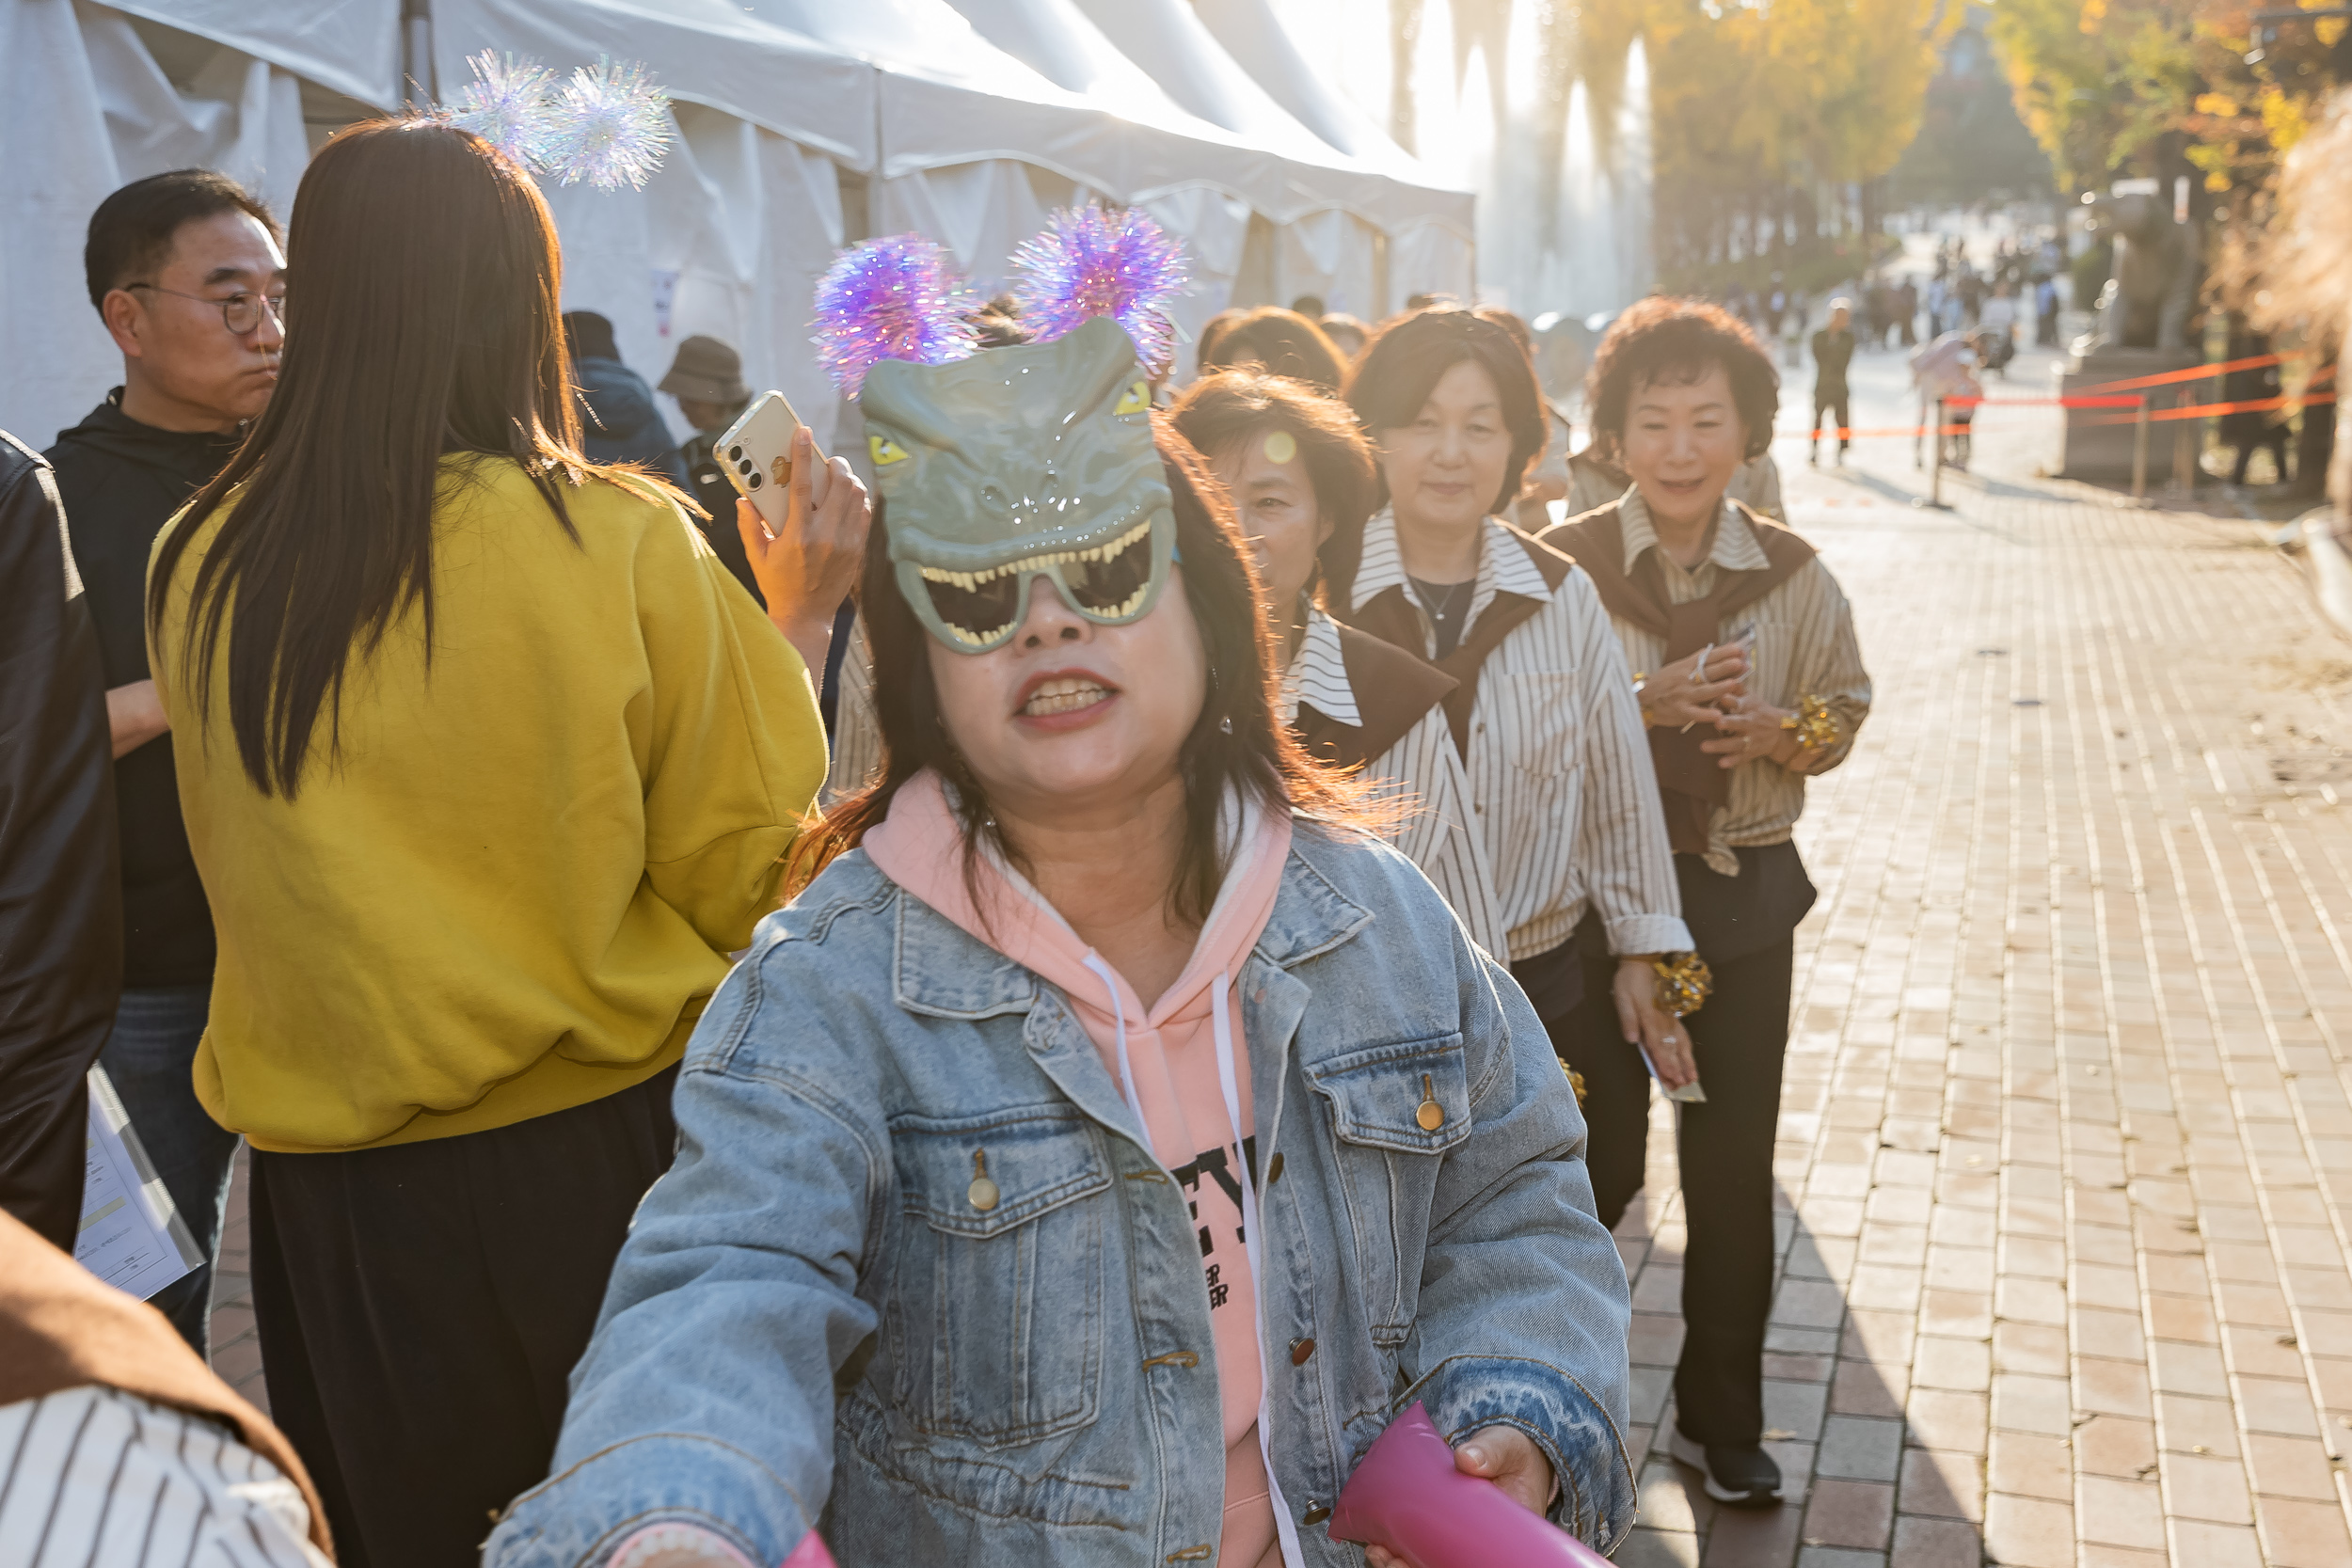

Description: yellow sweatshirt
[149,458,824,1152]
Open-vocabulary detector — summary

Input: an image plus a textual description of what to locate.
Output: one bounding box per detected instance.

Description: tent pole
[402,0,435,107]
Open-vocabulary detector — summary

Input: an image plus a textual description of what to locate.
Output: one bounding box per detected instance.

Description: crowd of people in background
[5,120,1873,1568]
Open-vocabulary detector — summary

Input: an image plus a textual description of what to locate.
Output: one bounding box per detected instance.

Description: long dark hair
[149,119,646,798]
[796,420,1376,924]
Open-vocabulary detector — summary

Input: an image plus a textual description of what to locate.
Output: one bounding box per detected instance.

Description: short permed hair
[1584,296,1780,463]
[1343,305,1548,515]
[84,169,278,313]
[1165,370,1380,552]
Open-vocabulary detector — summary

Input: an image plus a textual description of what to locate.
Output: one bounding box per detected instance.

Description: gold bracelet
[1562,1063,1589,1106]
[1652,952,1714,1017]
[1778,693,1839,752]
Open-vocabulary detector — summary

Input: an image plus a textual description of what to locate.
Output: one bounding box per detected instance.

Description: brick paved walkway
[203,348,2352,1567]
[1612,348,2352,1568]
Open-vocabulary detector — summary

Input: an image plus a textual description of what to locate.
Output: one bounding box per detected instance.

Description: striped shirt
[0,1386,330,1567]
[822,615,880,809]
[1349,509,1691,964]
[1601,491,1872,876]
[1280,608,1508,959]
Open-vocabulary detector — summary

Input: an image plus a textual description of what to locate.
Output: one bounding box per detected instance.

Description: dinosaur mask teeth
[914,518,1153,588]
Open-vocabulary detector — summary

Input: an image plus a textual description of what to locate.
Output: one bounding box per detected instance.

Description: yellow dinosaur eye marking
[1113,378,1151,417]
[868,434,910,467]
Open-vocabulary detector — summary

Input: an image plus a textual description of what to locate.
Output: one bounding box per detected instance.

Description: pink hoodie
[865,771,1294,1568]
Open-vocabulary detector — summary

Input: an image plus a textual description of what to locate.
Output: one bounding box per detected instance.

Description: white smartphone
[712,391,810,538]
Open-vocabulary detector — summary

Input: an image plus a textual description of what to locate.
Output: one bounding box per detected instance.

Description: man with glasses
[44,169,283,1355]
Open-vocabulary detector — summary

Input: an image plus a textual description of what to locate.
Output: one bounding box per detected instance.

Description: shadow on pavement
[1610,1181,1987,1568]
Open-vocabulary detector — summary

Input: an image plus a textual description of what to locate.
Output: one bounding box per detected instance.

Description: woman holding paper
[1542,297,1871,1510]
[485,281,1638,1568]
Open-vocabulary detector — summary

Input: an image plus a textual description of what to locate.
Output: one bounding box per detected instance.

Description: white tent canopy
[4,0,1475,455]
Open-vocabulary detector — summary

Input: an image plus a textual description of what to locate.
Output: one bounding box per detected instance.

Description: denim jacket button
[1300,1499,1332,1525]
[1289,1336,1316,1366]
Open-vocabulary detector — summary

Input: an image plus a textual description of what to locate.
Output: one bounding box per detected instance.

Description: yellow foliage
[2196,92,2240,117]
[2261,85,2310,151]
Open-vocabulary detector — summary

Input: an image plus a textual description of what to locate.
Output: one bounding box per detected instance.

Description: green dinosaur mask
[861,315,1174,654]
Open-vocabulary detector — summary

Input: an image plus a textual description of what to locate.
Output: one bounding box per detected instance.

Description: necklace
[1409,576,1472,625]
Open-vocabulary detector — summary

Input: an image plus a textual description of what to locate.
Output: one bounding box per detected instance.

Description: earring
[1218,715,1234,735]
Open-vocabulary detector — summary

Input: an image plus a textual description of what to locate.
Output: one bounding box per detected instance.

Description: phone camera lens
[727,445,743,462]
[746,471,763,489]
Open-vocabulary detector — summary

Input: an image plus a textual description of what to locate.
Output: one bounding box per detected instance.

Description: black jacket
[677,431,764,606]
[46,392,240,987]
[0,431,123,1249]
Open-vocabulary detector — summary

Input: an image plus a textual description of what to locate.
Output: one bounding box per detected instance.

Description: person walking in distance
[1808,299,1856,467]
[43,169,284,1354]
[145,119,867,1566]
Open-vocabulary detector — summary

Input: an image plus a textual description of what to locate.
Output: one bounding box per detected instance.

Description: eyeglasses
[127,283,287,337]
[894,515,1174,653]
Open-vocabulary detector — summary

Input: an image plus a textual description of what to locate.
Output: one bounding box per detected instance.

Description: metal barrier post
[2173,387,2196,493]
[1931,400,1945,507]
[2132,395,2151,502]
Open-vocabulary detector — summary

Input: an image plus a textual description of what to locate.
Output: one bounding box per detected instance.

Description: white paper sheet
[75,1069,201,1301]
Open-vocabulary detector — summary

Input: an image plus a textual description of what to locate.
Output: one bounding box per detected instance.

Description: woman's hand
[740,425,871,673]
[1613,957,1696,1089]
[1362,1426,1560,1568]
[1638,643,1747,730]
[106,678,169,758]
[1700,692,1801,770]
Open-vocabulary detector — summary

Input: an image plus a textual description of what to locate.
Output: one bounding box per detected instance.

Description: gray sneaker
[1669,1428,1785,1508]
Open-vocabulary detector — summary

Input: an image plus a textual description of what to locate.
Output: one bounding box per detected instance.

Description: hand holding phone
[713,399,869,672]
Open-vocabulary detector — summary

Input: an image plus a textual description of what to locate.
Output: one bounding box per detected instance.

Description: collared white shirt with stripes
[1349,508,1692,965]
[1279,608,1508,960]
[1604,489,1872,877]
[0,1386,330,1567]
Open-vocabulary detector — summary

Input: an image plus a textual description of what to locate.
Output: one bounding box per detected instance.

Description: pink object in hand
[778,1536,837,1568]
[1326,1402,1613,1568]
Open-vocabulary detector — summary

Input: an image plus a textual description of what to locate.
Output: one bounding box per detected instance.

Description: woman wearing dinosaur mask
[485,308,1638,1568]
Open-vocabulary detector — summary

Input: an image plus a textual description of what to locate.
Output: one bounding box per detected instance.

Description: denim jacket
[485,825,1636,1568]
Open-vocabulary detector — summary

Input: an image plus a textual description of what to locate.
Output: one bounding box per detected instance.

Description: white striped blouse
[1348,509,1692,965]
[0,1386,329,1567]
[1279,608,1509,960]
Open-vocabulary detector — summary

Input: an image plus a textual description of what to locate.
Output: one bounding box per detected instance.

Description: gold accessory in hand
[1779,693,1839,751]
[1652,952,1713,1017]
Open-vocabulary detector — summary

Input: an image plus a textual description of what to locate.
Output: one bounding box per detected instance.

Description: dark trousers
[102,982,238,1354]
[1550,846,1810,1449]
[249,1066,679,1568]
[1811,390,1851,455]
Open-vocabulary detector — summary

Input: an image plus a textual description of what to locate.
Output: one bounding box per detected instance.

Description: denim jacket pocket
[1305,1034,1471,1338]
[885,1106,1112,1448]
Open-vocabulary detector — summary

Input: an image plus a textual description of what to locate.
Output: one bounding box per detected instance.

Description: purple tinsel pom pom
[811,236,979,398]
[1010,205,1190,373]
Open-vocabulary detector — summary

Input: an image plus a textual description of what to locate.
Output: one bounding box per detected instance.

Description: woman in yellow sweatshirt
[144,120,867,1566]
